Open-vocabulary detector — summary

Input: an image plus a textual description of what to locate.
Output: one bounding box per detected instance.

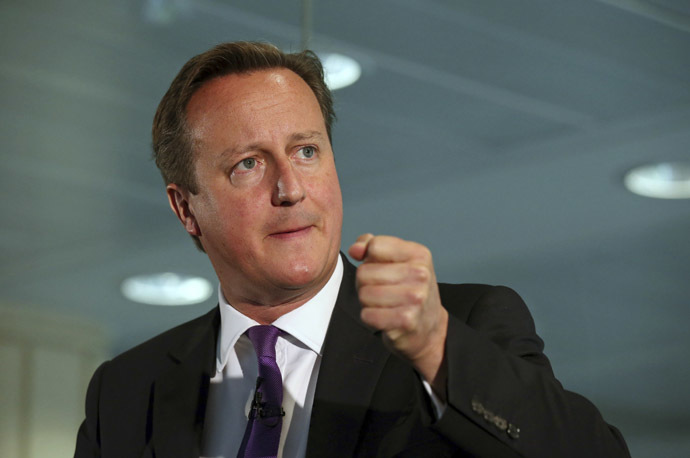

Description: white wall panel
[0,306,107,458]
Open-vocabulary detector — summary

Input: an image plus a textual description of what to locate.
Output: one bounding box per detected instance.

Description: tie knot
[246,325,282,359]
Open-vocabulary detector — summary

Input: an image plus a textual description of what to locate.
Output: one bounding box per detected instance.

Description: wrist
[413,308,449,399]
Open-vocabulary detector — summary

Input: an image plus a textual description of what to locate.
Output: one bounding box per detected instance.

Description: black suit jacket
[75,258,630,457]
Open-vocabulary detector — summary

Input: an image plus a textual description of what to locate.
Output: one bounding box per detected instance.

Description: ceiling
[1,0,689,455]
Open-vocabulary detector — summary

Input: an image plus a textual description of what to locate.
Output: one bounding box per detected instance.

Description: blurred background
[1,0,689,456]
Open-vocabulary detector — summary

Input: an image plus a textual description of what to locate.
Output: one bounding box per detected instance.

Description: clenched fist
[348,234,449,398]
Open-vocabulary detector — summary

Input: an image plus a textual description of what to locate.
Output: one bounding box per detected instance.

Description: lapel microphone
[249,376,285,427]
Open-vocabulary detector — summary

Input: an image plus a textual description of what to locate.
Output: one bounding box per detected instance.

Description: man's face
[172,69,343,305]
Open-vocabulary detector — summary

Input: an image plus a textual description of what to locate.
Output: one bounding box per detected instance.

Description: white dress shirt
[199,255,444,457]
[200,256,343,458]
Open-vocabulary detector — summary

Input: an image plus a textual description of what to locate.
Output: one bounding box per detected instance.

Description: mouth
[268,225,313,239]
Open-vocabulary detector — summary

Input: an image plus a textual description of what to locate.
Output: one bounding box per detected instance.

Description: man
[74,42,630,457]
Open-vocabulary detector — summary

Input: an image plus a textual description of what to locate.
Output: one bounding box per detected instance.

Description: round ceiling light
[624,162,690,199]
[320,53,361,90]
[121,273,213,306]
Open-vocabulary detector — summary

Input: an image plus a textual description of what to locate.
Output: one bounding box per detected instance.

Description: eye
[237,157,257,170]
[229,156,264,185]
[298,146,316,159]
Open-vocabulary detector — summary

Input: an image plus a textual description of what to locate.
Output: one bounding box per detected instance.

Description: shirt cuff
[421,379,447,419]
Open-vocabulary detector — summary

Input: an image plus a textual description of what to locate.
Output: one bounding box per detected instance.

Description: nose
[271,161,305,207]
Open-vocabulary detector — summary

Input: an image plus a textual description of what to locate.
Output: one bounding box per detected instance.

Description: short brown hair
[152,41,335,194]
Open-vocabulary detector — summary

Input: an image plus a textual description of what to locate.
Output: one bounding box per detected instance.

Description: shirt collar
[215,255,344,372]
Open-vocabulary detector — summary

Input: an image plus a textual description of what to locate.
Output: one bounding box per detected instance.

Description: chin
[276,257,329,289]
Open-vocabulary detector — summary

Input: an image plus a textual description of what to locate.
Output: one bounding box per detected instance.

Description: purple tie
[237,325,285,458]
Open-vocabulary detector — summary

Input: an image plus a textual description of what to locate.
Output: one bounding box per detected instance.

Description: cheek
[309,179,341,210]
[316,173,343,228]
[313,163,342,201]
[220,201,255,231]
[201,193,249,235]
[326,174,343,209]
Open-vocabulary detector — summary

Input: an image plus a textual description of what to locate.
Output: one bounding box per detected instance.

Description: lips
[268,225,313,239]
[265,212,319,239]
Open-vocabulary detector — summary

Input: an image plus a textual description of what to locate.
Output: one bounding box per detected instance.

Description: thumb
[348,233,375,261]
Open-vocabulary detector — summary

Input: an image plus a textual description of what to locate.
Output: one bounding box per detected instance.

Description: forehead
[185,69,324,142]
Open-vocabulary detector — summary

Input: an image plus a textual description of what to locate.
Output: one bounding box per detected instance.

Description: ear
[166,183,201,237]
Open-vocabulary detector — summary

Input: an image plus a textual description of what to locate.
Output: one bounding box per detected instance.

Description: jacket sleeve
[74,361,108,458]
[430,285,631,458]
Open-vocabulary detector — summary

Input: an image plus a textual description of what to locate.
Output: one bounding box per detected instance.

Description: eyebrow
[288,130,325,143]
[221,130,326,160]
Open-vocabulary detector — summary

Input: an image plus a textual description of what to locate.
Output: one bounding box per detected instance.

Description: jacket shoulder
[439,282,530,315]
[104,306,219,379]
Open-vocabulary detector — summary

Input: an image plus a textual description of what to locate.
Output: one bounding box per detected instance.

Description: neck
[229,290,321,324]
[220,261,338,324]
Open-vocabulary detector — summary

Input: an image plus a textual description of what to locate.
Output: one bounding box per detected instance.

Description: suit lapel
[150,308,219,458]
[306,257,391,457]
[146,259,386,457]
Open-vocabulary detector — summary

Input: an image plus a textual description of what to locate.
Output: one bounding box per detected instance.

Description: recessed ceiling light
[320,53,361,90]
[624,162,690,199]
[121,273,213,306]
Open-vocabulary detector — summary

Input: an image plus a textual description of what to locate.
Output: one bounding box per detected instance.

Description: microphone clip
[249,377,285,427]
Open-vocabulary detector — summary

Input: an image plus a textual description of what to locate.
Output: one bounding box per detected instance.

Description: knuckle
[420,245,432,263]
[409,242,432,262]
[410,264,430,283]
[399,308,417,331]
[406,288,425,305]
[385,329,405,344]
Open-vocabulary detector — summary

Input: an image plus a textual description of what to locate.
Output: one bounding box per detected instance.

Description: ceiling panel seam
[390,0,690,93]
[595,0,690,32]
[191,0,594,126]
